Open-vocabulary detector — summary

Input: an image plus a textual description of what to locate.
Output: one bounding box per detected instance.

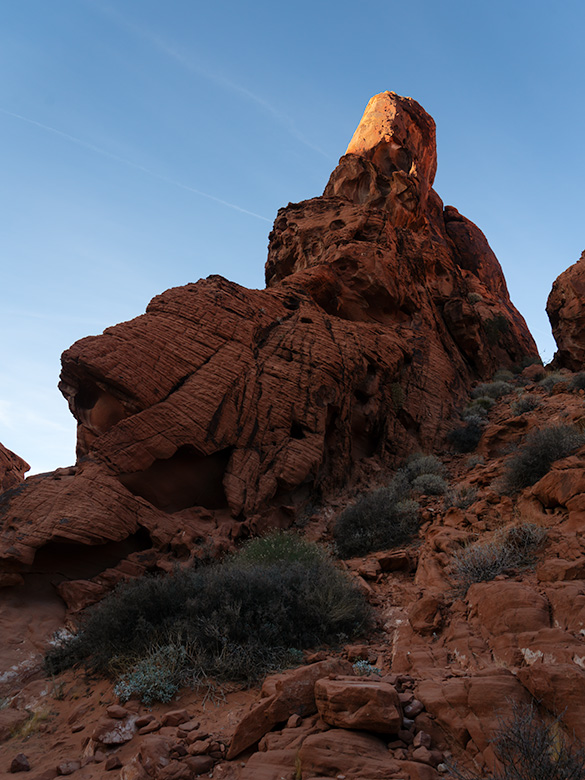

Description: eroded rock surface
[0,443,29,494]
[0,92,537,583]
[547,249,585,370]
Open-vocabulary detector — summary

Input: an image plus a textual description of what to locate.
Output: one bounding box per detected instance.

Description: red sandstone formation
[547,249,585,370]
[0,442,29,494]
[0,92,537,585]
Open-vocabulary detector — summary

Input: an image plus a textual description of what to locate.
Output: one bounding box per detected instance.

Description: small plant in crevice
[502,425,585,493]
[483,314,510,346]
[352,660,382,676]
[450,522,547,595]
[447,699,585,780]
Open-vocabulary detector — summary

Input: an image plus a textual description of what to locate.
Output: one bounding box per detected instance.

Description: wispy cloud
[0,107,271,222]
[86,0,333,161]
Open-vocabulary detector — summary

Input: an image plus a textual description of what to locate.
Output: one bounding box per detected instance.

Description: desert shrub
[114,643,190,705]
[411,473,448,495]
[538,372,566,393]
[570,372,585,391]
[472,381,514,399]
[334,485,420,558]
[492,369,514,382]
[448,415,485,453]
[511,394,540,415]
[447,700,585,780]
[483,314,510,345]
[403,453,446,481]
[46,534,370,690]
[502,425,585,492]
[467,292,483,304]
[450,523,546,595]
[444,485,478,509]
[352,660,382,676]
[466,396,496,415]
[234,530,327,566]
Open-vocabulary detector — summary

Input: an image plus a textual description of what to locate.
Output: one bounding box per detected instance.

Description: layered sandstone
[0,92,537,584]
[0,442,29,494]
[547,249,585,370]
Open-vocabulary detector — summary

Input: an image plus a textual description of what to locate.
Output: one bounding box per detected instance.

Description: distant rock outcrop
[0,443,29,494]
[0,91,537,586]
[547,249,585,370]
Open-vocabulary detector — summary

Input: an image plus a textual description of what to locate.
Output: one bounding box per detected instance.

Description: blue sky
[1,0,584,474]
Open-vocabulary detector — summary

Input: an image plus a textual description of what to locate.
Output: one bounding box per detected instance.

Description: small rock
[71,725,85,734]
[135,714,156,728]
[414,730,432,748]
[138,719,161,735]
[93,750,106,763]
[398,729,414,744]
[170,743,188,758]
[412,745,442,766]
[106,705,129,719]
[161,709,191,727]
[188,738,212,756]
[105,756,123,771]
[9,753,30,773]
[176,719,199,732]
[157,761,192,779]
[184,755,215,775]
[56,760,81,776]
[185,731,209,745]
[286,714,302,728]
[404,699,424,718]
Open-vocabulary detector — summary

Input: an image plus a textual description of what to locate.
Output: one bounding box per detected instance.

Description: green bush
[334,485,420,558]
[448,415,485,453]
[538,372,566,393]
[411,473,448,495]
[502,425,584,492]
[444,485,478,509]
[447,700,585,780]
[492,369,514,382]
[450,523,546,595]
[465,396,496,417]
[46,534,371,691]
[511,394,540,415]
[403,453,446,481]
[472,381,514,399]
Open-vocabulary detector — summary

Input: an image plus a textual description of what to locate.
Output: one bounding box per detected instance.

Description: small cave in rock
[73,378,128,435]
[119,444,232,513]
[30,527,152,582]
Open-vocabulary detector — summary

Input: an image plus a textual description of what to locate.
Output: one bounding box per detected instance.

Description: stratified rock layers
[0,92,537,573]
[0,443,29,494]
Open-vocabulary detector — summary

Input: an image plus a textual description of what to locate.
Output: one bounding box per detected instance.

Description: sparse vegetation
[511,394,540,415]
[334,453,450,557]
[450,523,547,595]
[447,700,585,780]
[465,396,496,416]
[492,369,514,382]
[411,473,448,495]
[448,415,485,453]
[444,485,478,509]
[570,372,585,391]
[46,533,370,700]
[502,425,584,493]
[538,372,566,393]
[472,381,514,399]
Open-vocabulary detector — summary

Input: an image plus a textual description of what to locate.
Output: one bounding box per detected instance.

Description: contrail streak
[0,107,271,222]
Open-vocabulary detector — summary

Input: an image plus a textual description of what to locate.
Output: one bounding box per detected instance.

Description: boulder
[0,443,29,494]
[314,676,402,733]
[547,249,585,369]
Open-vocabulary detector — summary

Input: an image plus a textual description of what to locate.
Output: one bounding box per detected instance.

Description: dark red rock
[9,753,30,773]
[547,249,585,369]
[0,443,29,495]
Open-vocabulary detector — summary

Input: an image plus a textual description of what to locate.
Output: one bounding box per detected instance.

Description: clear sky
[1,0,584,475]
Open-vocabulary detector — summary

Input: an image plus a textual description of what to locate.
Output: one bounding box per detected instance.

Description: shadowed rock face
[547,249,585,370]
[0,91,537,582]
